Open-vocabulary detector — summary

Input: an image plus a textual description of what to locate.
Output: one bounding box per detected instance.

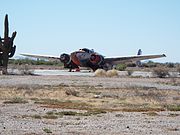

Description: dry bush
[94,69,119,77]
[166,62,175,68]
[116,64,127,71]
[106,69,118,77]
[127,70,133,76]
[94,69,107,77]
[177,67,180,73]
[18,64,34,75]
[165,104,180,111]
[3,97,28,104]
[142,61,157,68]
[153,67,169,78]
[65,89,79,96]
[43,128,52,134]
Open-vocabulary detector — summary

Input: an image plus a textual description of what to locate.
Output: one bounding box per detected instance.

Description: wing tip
[162,54,166,57]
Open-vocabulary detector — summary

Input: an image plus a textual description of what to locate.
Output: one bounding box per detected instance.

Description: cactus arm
[0,36,5,51]
[11,31,17,41]
[8,45,16,58]
[4,14,9,39]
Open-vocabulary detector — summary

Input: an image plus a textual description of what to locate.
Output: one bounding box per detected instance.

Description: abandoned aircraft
[21,48,166,71]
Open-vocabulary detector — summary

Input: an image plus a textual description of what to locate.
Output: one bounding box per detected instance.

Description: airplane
[21,48,166,72]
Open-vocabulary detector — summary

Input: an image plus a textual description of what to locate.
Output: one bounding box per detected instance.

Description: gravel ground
[0,103,180,135]
[0,74,180,135]
[0,75,180,90]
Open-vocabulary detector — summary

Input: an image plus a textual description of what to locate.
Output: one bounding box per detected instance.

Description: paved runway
[33,69,94,76]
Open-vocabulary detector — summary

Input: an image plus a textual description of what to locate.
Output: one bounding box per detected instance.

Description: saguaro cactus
[0,14,17,74]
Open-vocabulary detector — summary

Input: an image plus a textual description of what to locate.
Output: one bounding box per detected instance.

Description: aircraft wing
[104,54,166,65]
[20,53,60,62]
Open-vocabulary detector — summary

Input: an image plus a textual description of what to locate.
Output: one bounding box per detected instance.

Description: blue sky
[1,0,180,62]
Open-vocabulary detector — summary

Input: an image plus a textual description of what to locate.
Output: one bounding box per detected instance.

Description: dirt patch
[0,82,179,112]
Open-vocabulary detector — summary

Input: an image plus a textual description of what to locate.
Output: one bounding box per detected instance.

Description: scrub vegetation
[153,67,169,78]
[9,58,63,66]
[43,128,52,134]
[116,64,127,71]
[3,97,28,104]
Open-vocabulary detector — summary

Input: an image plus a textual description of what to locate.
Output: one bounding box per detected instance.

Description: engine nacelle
[90,53,104,65]
[60,53,71,65]
[60,53,79,71]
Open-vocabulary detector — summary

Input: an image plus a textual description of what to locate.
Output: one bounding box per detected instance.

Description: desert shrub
[32,115,42,119]
[142,61,157,68]
[116,64,127,71]
[43,115,58,119]
[165,62,175,68]
[95,69,119,77]
[127,63,136,67]
[43,128,52,134]
[65,89,79,96]
[94,69,107,77]
[3,97,28,104]
[165,104,180,111]
[144,112,159,116]
[153,67,169,78]
[177,67,180,73]
[106,69,118,77]
[19,64,34,75]
[127,70,133,76]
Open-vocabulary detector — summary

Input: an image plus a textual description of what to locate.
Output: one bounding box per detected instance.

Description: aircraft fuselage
[60,48,104,70]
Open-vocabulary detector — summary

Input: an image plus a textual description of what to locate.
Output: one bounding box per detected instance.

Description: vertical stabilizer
[136,49,142,67]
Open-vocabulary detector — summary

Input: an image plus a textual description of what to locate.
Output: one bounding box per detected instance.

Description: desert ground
[0,70,180,135]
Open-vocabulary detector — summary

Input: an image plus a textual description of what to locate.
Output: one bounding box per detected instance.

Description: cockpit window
[79,48,94,53]
[82,48,89,52]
